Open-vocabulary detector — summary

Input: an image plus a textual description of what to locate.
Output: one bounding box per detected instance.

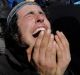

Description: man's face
[17,4,51,46]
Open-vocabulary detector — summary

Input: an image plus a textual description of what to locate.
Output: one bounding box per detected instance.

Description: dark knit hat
[7,1,38,26]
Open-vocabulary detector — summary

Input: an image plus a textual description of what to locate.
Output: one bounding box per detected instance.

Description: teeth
[33,28,45,35]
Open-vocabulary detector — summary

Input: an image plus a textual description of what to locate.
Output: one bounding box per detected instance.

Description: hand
[26,29,57,75]
[26,30,71,75]
[55,31,71,75]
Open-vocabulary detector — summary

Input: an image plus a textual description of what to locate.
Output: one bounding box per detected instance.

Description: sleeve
[0,67,8,75]
[64,69,75,75]
[0,71,7,75]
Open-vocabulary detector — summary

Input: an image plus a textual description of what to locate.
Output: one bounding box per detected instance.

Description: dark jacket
[0,49,39,75]
[0,48,74,75]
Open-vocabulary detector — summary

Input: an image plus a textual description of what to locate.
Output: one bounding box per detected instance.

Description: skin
[17,4,71,75]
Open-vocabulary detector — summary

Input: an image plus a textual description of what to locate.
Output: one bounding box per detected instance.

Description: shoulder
[0,54,18,75]
[64,68,75,75]
[0,54,9,75]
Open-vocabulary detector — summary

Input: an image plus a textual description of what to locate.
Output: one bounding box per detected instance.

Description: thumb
[26,46,33,62]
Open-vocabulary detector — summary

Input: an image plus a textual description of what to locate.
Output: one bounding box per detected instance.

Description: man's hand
[55,31,71,75]
[26,30,71,75]
[27,29,57,75]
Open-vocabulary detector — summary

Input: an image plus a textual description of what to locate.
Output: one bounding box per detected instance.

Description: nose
[36,14,44,23]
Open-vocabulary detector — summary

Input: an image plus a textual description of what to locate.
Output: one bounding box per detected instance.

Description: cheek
[18,18,35,33]
[44,19,51,29]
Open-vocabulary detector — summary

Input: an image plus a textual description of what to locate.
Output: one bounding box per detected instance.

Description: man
[0,1,72,75]
[0,0,10,18]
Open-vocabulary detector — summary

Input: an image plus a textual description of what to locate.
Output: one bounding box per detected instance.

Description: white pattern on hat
[7,1,38,26]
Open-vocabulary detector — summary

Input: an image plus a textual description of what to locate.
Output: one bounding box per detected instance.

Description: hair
[4,2,43,70]
[4,11,30,68]
[5,2,39,55]
[5,13,30,54]
[6,1,39,50]
[7,1,38,25]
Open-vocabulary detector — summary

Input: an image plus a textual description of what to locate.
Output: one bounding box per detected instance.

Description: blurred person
[0,0,10,18]
[7,0,24,9]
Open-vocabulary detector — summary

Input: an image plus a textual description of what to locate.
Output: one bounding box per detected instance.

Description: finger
[33,31,44,64]
[55,34,65,66]
[39,29,51,65]
[60,32,71,61]
[56,31,69,49]
[55,41,62,63]
[55,34,64,51]
[56,39,71,75]
[40,29,51,50]
[55,32,71,69]
[45,34,56,67]
[56,31,71,61]
[26,46,33,62]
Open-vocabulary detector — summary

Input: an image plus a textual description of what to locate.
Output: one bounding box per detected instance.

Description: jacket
[0,48,74,75]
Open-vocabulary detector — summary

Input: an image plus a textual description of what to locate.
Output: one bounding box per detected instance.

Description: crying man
[7,1,71,75]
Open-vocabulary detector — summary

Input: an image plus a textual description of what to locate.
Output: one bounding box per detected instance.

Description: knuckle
[40,61,45,67]
[45,61,56,69]
[34,42,39,49]
[40,46,45,51]
[45,62,52,69]
[40,42,45,48]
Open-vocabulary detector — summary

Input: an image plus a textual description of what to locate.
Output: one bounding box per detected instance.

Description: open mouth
[32,28,45,38]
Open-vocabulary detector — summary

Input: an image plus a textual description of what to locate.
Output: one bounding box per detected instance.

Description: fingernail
[51,34,53,38]
[56,30,59,34]
[60,32,63,34]
[47,29,51,34]
[41,31,44,35]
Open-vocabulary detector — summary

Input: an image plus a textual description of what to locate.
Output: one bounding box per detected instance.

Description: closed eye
[27,11,34,15]
[39,11,45,15]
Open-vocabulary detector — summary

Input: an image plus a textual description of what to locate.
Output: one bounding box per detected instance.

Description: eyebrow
[24,10,45,17]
